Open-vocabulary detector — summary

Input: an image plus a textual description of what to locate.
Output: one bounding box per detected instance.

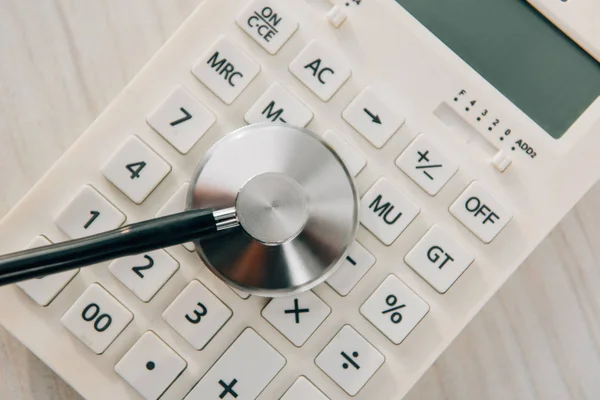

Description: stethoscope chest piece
[187,124,359,297]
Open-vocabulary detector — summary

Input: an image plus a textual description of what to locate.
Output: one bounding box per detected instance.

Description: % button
[381,294,405,324]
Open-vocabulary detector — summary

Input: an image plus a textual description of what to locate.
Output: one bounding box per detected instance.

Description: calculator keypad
[326,241,375,296]
[192,36,261,104]
[236,0,299,55]
[54,185,126,239]
[162,280,232,350]
[405,225,474,293]
[360,275,429,344]
[184,328,286,400]
[360,178,420,246]
[244,83,313,126]
[315,325,384,396]
[61,284,133,354]
[115,331,187,400]
[147,86,216,154]
[16,236,78,306]
[396,134,458,196]
[343,87,405,148]
[289,41,351,101]
[109,250,179,302]
[449,181,513,243]
[281,377,328,400]
[262,291,330,347]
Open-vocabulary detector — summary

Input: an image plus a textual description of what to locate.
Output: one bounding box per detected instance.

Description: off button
[449,182,513,243]
[236,0,299,55]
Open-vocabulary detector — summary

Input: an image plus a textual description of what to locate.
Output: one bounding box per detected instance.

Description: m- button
[289,41,352,101]
[361,178,420,245]
[192,36,260,104]
[236,0,299,55]
[449,182,513,243]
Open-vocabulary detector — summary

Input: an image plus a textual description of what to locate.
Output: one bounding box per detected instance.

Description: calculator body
[0,0,599,399]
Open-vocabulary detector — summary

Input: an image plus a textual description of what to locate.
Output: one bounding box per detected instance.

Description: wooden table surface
[1,1,600,399]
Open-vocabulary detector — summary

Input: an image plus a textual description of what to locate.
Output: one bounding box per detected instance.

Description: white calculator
[1,0,599,399]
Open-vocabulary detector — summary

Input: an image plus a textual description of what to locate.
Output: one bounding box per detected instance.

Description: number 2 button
[102,136,171,204]
[162,280,232,350]
[109,250,179,302]
[61,284,133,354]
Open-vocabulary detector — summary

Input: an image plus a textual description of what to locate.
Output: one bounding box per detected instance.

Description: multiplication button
[315,325,384,396]
[289,41,351,101]
[192,36,260,104]
[236,0,298,54]
[405,225,474,293]
[449,182,513,243]
[360,275,429,344]
[360,178,420,245]
[396,134,458,195]
[262,291,330,346]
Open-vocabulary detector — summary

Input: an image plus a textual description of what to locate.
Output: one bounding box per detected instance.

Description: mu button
[361,178,420,245]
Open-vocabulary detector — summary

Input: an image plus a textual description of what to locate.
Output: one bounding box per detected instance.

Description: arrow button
[343,87,405,148]
[363,108,382,124]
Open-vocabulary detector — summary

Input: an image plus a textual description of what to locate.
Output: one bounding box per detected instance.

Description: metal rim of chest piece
[187,123,359,297]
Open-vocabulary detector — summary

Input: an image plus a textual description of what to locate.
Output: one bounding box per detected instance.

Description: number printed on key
[162,280,231,350]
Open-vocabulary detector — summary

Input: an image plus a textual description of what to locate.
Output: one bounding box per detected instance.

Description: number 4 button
[102,136,171,204]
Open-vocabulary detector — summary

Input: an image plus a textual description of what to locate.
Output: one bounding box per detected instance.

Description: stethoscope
[0,124,358,297]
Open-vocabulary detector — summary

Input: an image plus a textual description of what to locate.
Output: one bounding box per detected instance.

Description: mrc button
[449,182,513,243]
[236,0,299,55]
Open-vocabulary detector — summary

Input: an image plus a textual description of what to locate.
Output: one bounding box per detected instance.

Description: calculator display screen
[395,0,600,138]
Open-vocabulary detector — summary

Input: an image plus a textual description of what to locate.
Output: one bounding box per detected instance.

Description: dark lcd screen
[395,0,600,138]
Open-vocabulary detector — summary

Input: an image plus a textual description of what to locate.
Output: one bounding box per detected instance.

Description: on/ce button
[449,182,513,243]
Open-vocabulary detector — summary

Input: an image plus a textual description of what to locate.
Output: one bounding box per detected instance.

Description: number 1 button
[147,87,216,154]
[61,283,133,354]
[162,280,232,350]
[102,136,171,204]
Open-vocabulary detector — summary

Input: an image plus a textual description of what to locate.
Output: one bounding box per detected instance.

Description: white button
[162,280,232,350]
[55,186,126,239]
[449,182,513,243]
[323,130,366,177]
[491,150,512,172]
[192,36,260,104]
[16,236,78,306]
[359,275,429,344]
[289,41,351,101]
[315,325,384,396]
[102,136,171,204]
[115,331,186,400]
[245,83,313,126]
[61,283,133,354]
[147,86,216,154]
[326,5,348,28]
[109,251,179,302]
[360,178,420,245]
[261,291,330,347]
[342,87,405,148]
[235,0,298,55]
[326,241,375,296]
[405,225,474,293]
[396,134,458,195]
[155,183,194,251]
[281,377,328,400]
[185,328,286,400]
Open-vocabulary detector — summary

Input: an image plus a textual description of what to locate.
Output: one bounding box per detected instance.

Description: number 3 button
[102,136,171,204]
[162,280,232,350]
[61,284,133,354]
